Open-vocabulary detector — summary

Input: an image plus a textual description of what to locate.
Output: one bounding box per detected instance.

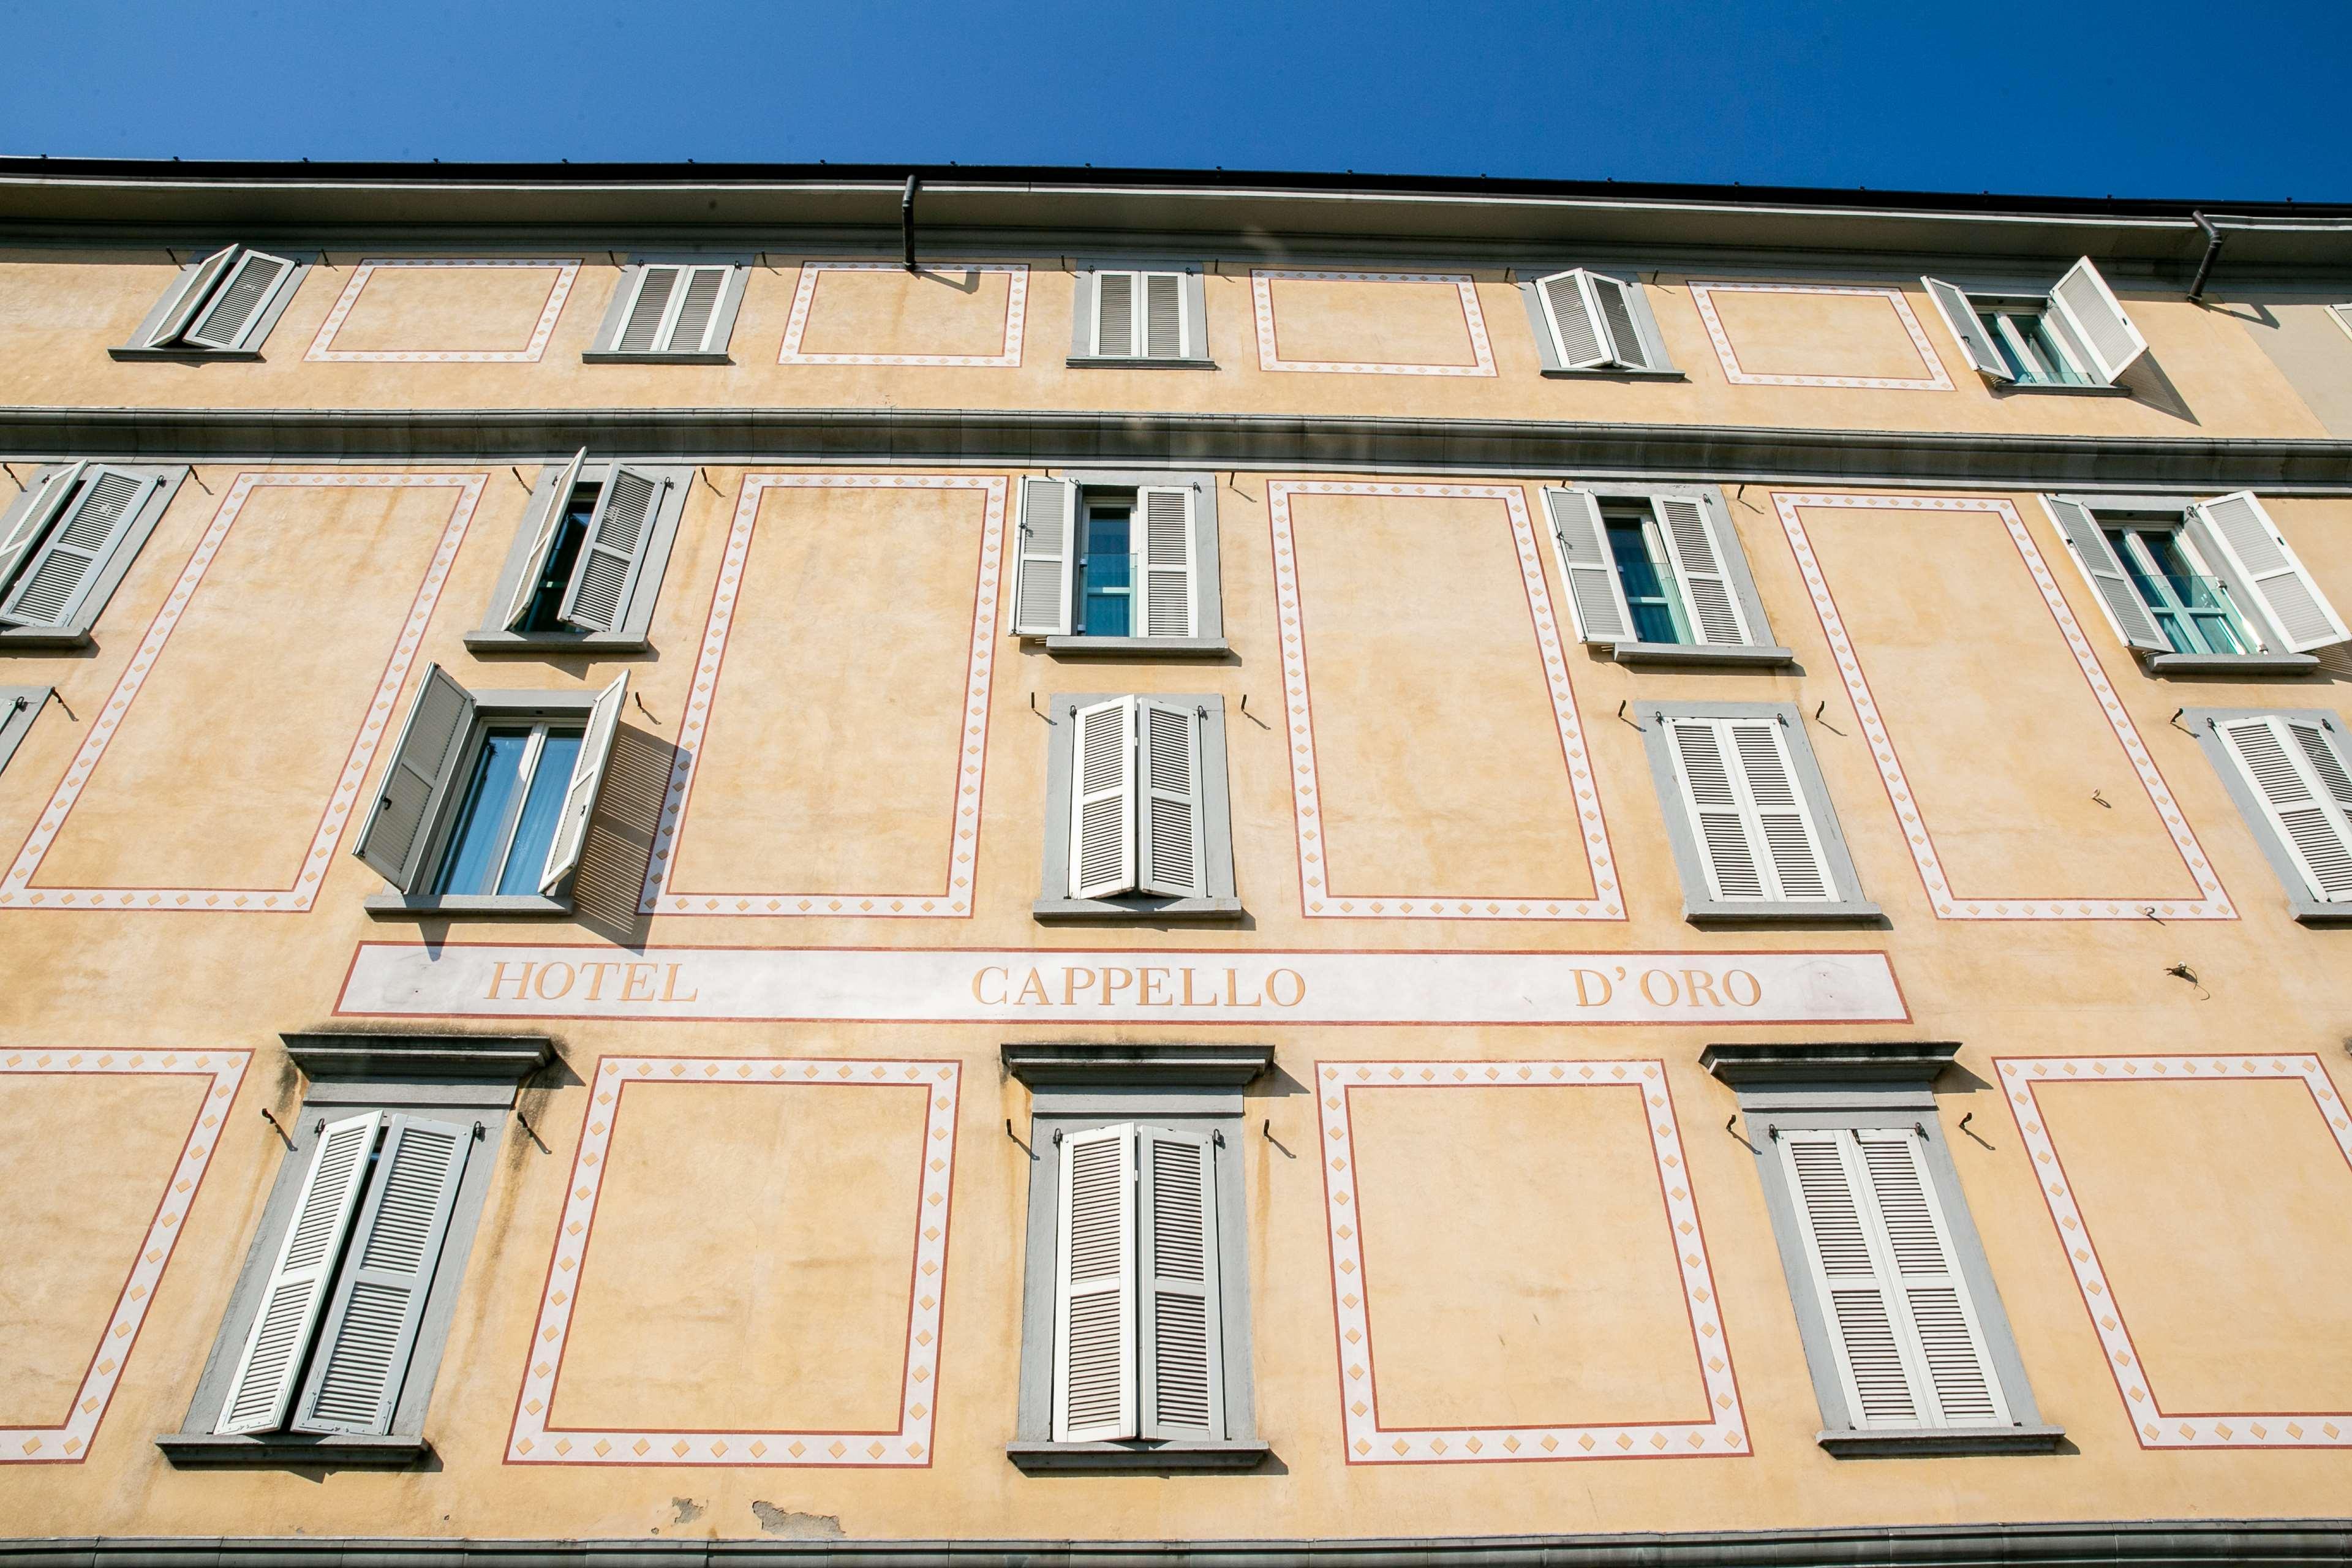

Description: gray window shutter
[1542,488,1634,644]
[216,1112,381,1434]
[1536,270,1610,369]
[1012,477,1077,636]
[1069,696,1137,899]
[1137,698,1205,899]
[538,671,627,896]
[1054,1122,1138,1442]
[0,466,164,631]
[292,1114,470,1437]
[2218,717,2352,903]
[353,663,476,892]
[1653,494,1752,646]
[147,246,240,348]
[559,466,666,635]
[2188,492,2349,654]
[2048,257,2149,384]
[183,249,295,351]
[1095,272,1135,358]
[0,463,84,606]
[1137,1124,1224,1441]
[1135,486,1196,639]
[1142,273,1185,359]
[1921,277,2010,381]
[503,448,587,630]
[2046,497,2168,654]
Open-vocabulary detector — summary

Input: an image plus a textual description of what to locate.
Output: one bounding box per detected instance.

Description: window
[2185,707,2352,923]
[114,245,306,358]
[1639,702,1879,923]
[0,685,47,775]
[0,461,186,647]
[467,451,690,652]
[1011,472,1225,653]
[159,1031,548,1466]
[2048,492,2348,671]
[354,664,627,915]
[585,260,749,361]
[1069,265,1210,366]
[1704,1041,2059,1457]
[1037,693,1238,921]
[1521,268,1677,375]
[1544,484,1792,664]
[1923,258,2147,390]
[1006,1041,1269,1471]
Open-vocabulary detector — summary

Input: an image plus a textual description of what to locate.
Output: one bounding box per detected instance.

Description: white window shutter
[1054,1122,1137,1442]
[539,671,627,896]
[559,466,666,635]
[0,462,81,594]
[1068,696,1138,899]
[1012,477,1077,636]
[1095,272,1136,358]
[0,467,164,631]
[1921,277,2011,381]
[1142,273,1185,359]
[2189,492,2349,654]
[1784,1131,1918,1427]
[1137,699,1206,899]
[1535,270,1610,369]
[1853,1129,2007,1427]
[2048,257,2149,384]
[1583,272,1648,368]
[292,1114,471,1436]
[1135,486,1196,639]
[148,246,240,347]
[665,266,731,353]
[2218,717,2352,903]
[616,266,682,354]
[2045,497,2168,654]
[503,448,587,630]
[1653,495,1752,646]
[1667,718,1764,901]
[1543,488,1634,644]
[183,249,295,351]
[1727,718,1835,902]
[1137,1125,1224,1441]
[353,663,476,892]
[216,1112,381,1434]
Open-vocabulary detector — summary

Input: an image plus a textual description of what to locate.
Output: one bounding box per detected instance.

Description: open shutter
[538,671,627,895]
[1137,699,1205,899]
[354,663,475,891]
[1536,271,1610,369]
[183,249,293,350]
[1068,696,1137,899]
[2046,497,2168,654]
[1054,1123,1137,1442]
[1784,1131,1918,1428]
[1668,719,1765,902]
[503,448,587,629]
[148,246,239,347]
[0,466,162,631]
[1855,1129,2007,1427]
[1135,486,1196,639]
[665,266,731,353]
[2218,717,2352,903]
[1095,272,1135,357]
[1653,495,1752,646]
[1728,717,1835,902]
[1012,477,1077,636]
[0,463,83,600]
[1138,1125,1224,1441]
[216,1112,380,1434]
[293,1114,470,1436]
[1543,488,1634,644]
[1142,273,1185,359]
[1584,272,1647,368]
[559,465,665,634]
[2188,492,2349,654]
[2048,257,2149,384]
[616,266,681,353]
[1921,278,2010,381]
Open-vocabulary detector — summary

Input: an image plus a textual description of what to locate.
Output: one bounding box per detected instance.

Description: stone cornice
[280,1031,553,1082]
[1001,1042,1274,1088]
[1702,1040,1962,1088]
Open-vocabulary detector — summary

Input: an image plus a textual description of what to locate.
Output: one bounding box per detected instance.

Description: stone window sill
[1612,641,1796,667]
[0,627,93,651]
[1034,895,1244,924]
[109,346,263,362]
[1041,635,1231,659]
[156,1431,432,1468]
[462,630,650,655]
[1006,1438,1270,1472]
[1539,366,1685,380]
[1989,380,2130,396]
[1817,1423,2064,1457]
[582,350,734,364]
[1066,356,1218,371]
[365,893,572,919]
[2146,652,2320,676]
[1686,900,1883,927]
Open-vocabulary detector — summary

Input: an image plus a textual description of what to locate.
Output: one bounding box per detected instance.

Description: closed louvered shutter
[1669,719,1763,902]
[1730,718,1833,901]
[1137,699,1205,899]
[666,266,730,353]
[2188,492,2349,654]
[148,246,239,347]
[293,1114,470,1436]
[2048,257,2149,384]
[1536,270,1610,369]
[559,466,666,634]
[1138,1125,1224,1441]
[1855,1129,2005,1427]
[2218,717,2352,903]
[1135,486,1196,639]
[539,671,627,896]
[1653,495,1751,646]
[0,466,162,631]
[353,663,476,891]
[2046,497,2168,654]
[1921,277,2010,380]
[1543,488,1634,644]
[1143,273,1185,358]
[183,249,295,351]
[617,266,680,354]
[503,448,587,629]
[1095,272,1136,358]
[1068,697,1137,899]
[1055,1123,1137,1442]
[216,1112,381,1434]
[1666,717,1834,903]
[1012,477,1076,636]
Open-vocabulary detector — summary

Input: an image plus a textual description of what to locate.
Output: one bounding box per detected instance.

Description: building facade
[1,161,2351,1564]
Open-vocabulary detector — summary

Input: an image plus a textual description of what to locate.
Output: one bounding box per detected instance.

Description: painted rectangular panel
[1689,283,1952,390]
[306,260,578,363]
[780,263,1027,366]
[1252,272,1496,376]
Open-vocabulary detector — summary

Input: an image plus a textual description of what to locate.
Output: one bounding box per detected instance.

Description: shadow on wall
[570,723,673,948]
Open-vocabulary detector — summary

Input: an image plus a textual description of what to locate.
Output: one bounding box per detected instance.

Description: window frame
[1018,469,1227,657]
[466,457,692,654]
[426,717,586,901]
[1036,692,1238,922]
[0,462,188,649]
[1068,262,1213,368]
[1921,262,2144,395]
[1544,483,1793,666]
[113,246,311,360]
[2184,705,2352,924]
[1703,1041,2060,1458]
[1005,1041,1270,1472]
[0,684,48,774]
[582,256,752,364]
[157,1031,550,1468]
[1519,267,1682,378]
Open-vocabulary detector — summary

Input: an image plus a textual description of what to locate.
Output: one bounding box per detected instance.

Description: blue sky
[0,0,2339,200]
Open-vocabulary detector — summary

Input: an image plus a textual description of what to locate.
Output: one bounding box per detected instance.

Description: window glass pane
[1081,508,1131,637]
[497,730,582,896]
[1606,517,1686,645]
[518,486,598,633]
[434,728,531,895]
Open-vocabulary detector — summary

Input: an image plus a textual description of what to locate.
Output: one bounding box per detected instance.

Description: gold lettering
[1016,968,1051,1006]
[582,962,626,1002]
[1062,967,1096,1006]
[623,963,660,1003]
[1101,966,1134,1005]
[532,962,576,1001]
[1681,969,1722,1008]
[486,960,534,1001]
[661,963,699,1004]
[1637,969,1680,1008]
[1265,968,1306,1008]
[972,966,1009,1006]
[1571,968,1613,1007]
[1724,969,1764,1008]
[1140,967,1173,1006]
[1224,967,1260,1008]
[1182,967,1215,1007]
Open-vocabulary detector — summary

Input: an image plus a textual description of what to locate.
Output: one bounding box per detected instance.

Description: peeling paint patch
[751,1504,845,1539]
[670,1498,704,1525]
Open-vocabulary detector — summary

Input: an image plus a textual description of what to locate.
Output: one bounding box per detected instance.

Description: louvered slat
[1139,699,1205,899]
[562,468,660,633]
[1012,478,1075,636]
[619,267,680,353]
[2195,492,2348,652]
[1587,273,1644,367]
[1732,722,1831,901]
[1656,496,1747,645]
[1672,720,1764,901]
[1540,272,1605,367]
[1055,1124,1137,1441]
[2225,718,2352,902]
[1096,272,1134,357]
[185,251,290,349]
[1069,698,1137,899]
[1140,1126,1223,1440]
[1,469,153,630]
[1143,273,1183,358]
[1137,487,1194,639]
[1544,488,1633,643]
[353,665,475,891]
